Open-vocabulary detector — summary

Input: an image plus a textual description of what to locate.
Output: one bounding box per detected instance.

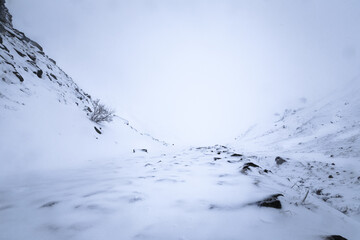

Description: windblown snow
[1,1,359,239]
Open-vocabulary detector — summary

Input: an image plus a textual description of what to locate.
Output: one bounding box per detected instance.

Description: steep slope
[0,0,168,175]
[234,79,360,158]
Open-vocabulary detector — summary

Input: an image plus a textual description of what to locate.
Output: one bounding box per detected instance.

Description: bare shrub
[90,99,115,123]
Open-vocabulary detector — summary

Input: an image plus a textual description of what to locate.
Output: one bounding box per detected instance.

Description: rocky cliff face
[0,0,12,28]
[0,0,93,113]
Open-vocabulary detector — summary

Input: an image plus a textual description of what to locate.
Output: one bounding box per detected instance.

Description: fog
[8,0,360,145]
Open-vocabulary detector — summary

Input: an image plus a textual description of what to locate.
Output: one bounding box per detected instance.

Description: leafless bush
[90,99,115,123]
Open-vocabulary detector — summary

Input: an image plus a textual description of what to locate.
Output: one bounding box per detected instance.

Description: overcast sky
[8,0,360,145]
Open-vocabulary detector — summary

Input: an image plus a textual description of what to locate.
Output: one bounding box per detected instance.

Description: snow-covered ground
[1,1,360,239]
[233,78,360,158]
[0,146,359,240]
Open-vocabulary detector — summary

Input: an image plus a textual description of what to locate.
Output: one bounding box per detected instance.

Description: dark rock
[14,48,25,57]
[4,60,15,68]
[50,73,57,80]
[29,39,43,52]
[94,126,102,134]
[0,0,13,28]
[36,69,43,78]
[214,157,221,161]
[27,53,36,61]
[0,43,9,52]
[84,93,91,99]
[13,71,24,82]
[244,162,259,168]
[255,194,283,209]
[330,154,334,158]
[240,162,260,174]
[41,201,59,208]
[275,156,287,165]
[328,175,333,179]
[49,58,56,65]
[323,235,347,240]
[133,149,148,153]
[0,23,5,33]
[231,153,243,157]
[209,204,218,210]
[315,189,323,195]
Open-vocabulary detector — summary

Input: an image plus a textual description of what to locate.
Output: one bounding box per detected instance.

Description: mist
[8,0,360,145]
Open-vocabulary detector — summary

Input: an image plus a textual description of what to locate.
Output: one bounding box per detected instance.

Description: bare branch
[89,99,115,123]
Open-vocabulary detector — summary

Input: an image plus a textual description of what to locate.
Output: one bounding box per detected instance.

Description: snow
[1,146,359,240]
[0,90,168,176]
[234,78,360,158]
[2,2,360,239]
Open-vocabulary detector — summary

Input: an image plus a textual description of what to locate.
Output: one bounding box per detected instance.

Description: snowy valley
[1,1,360,240]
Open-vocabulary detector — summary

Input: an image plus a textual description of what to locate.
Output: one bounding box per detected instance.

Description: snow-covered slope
[0,0,168,175]
[1,2,359,239]
[234,79,360,158]
[230,79,360,223]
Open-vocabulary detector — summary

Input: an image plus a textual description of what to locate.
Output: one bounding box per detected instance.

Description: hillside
[0,0,168,175]
[233,79,360,158]
[1,1,359,240]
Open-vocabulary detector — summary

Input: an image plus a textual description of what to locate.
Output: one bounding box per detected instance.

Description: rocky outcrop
[0,0,93,113]
[0,0,12,29]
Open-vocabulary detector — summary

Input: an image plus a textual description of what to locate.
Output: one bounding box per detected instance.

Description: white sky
[8,0,360,146]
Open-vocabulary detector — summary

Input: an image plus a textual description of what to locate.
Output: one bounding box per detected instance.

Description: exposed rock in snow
[275,156,287,165]
[254,193,284,209]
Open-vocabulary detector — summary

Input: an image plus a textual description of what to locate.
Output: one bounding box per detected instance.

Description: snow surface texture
[1,1,360,239]
[1,146,359,240]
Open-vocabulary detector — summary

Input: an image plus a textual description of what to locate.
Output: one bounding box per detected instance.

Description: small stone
[13,71,24,82]
[231,153,243,157]
[243,162,259,168]
[323,235,347,240]
[36,69,43,78]
[240,162,260,174]
[133,149,148,153]
[315,189,323,195]
[94,126,102,134]
[255,194,283,209]
[275,156,287,165]
[328,175,333,179]
[41,201,59,208]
